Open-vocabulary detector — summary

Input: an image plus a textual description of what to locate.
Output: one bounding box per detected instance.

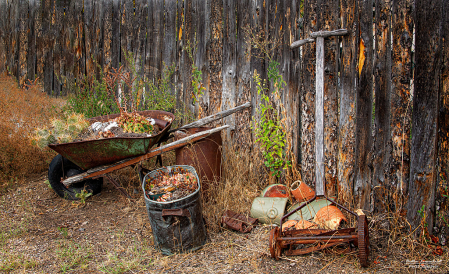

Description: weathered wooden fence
[1,0,448,236]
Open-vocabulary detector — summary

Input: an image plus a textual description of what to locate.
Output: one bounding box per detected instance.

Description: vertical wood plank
[93,0,105,76]
[315,36,325,196]
[62,0,79,93]
[9,0,18,79]
[181,0,195,116]
[407,0,443,235]
[437,0,449,238]
[18,0,28,86]
[133,0,147,81]
[151,0,164,82]
[35,0,44,82]
[390,0,413,208]
[102,0,113,73]
[373,0,392,211]
[207,0,223,120]
[53,0,64,96]
[42,0,54,94]
[163,0,177,72]
[174,0,184,116]
[286,0,301,162]
[317,0,339,197]
[26,0,38,82]
[120,0,133,67]
[354,0,374,210]
[301,0,317,187]
[111,0,121,70]
[338,0,358,204]
[235,0,252,149]
[194,0,209,118]
[222,0,236,139]
[249,0,266,126]
[0,0,6,74]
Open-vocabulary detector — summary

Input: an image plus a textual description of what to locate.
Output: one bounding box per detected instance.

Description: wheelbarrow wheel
[48,154,103,200]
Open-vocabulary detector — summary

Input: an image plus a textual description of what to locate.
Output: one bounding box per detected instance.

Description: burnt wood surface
[390,0,413,210]
[407,0,443,235]
[437,0,449,238]
[373,0,392,212]
[354,0,374,211]
[301,0,317,188]
[338,0,358,205]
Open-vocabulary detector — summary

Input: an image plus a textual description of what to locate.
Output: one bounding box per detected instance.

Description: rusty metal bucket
[175,127,222,190]
[142,165,207,255]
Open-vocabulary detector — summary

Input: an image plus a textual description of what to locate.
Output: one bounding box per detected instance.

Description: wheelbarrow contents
[144,166,199,202]
[75,116,160,141]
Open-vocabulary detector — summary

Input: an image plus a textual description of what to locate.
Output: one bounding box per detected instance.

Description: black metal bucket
[142,165,207,255]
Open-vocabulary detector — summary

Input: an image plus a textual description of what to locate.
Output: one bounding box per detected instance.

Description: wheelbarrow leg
[104,174,133,199]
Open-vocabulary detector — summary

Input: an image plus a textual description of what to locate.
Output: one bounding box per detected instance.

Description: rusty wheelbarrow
[46,103,250,200]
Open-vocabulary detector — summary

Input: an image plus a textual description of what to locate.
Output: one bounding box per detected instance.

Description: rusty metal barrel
[174,127,222,195]
[142,165,207,255]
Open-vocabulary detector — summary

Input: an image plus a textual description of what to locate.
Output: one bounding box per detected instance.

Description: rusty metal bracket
[162,208,191,218]
[222,210,258,233]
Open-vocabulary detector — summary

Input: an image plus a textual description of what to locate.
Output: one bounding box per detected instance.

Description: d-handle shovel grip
[162,208,191,218]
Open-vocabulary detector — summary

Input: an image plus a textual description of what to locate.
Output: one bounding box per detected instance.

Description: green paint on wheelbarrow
[48,110,175,170]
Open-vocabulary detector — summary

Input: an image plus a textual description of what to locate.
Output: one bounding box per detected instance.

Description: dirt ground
[1,171,448,274]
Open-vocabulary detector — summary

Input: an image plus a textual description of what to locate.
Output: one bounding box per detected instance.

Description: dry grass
[202,143,269,232]
[0,73,63,185]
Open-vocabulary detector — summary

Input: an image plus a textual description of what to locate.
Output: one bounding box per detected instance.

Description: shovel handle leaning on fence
[290,29,348,196]
[168,101,251,133]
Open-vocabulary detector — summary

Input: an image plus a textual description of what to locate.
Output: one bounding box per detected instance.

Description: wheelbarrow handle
[168,101,251,134]
[62,125,229,186]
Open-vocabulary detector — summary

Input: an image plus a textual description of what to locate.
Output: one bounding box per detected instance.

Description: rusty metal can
[142,165,206,255]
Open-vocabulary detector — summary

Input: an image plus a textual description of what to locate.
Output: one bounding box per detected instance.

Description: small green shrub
[66,67,119,118]
[75,189,92,205]
[252,61,291,177]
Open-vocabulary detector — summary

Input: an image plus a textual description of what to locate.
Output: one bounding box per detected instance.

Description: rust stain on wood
[358,39,365,76]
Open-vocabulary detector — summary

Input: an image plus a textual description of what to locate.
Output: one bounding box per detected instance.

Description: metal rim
[357,214,370,267]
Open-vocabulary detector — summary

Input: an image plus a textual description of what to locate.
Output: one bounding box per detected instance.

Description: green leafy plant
[66,64,120,118]
[57,227,69,238]
[75,189,93,205]
[246,26,292,179]
[252,62,291,177]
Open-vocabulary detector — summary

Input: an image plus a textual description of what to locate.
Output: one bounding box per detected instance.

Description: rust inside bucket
[175,127,222,192]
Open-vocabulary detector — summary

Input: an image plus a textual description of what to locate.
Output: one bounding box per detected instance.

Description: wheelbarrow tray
[48,110,175,170]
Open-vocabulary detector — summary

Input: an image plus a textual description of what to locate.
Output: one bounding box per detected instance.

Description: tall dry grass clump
[0,74,64,185]
[202,143,297,231]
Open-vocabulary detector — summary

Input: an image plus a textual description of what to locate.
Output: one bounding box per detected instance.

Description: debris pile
[145,167,198,202]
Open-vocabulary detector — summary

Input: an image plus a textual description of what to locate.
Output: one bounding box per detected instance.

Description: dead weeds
[0,73,62,184]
